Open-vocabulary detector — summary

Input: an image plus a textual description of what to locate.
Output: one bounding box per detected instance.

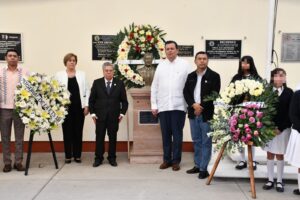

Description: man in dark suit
[89,62,128,167]
[183,51,221,179]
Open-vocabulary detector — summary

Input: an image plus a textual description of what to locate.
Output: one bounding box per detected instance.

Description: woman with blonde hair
[55,53,90,163]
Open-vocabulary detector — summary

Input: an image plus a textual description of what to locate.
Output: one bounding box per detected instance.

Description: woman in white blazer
[55,53,90,164]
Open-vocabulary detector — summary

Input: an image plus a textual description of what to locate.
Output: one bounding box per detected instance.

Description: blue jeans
[189,115,212,171]
[159,110,186,164]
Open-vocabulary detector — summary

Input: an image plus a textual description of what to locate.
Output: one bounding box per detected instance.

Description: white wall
[1,0,299,141]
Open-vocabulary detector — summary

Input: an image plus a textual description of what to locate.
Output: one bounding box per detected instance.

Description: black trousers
[95,117,119,162]
[62,107,85,159]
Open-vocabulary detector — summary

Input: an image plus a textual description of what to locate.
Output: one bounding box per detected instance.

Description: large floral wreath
[15,73,70,133]
[207,79,278,153]
[111,23,166,88]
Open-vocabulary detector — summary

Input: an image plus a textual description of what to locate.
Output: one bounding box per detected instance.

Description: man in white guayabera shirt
[151,40,192,171]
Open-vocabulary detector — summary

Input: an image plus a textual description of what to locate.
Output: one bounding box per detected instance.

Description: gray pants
[0,109,25,165]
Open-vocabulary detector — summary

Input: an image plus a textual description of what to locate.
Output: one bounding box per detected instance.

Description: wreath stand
[206,141,256,199]
[25,130,58,176]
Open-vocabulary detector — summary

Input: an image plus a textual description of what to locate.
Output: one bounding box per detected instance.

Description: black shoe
[186,166,200,174]
[93,159,102,167]
[262,181,274,190]
[198,171,210,179]
[74,158,82,163]
[293,189,300,195]
[276,182,284,192]
[65,159,71,164]
[109,160,118,167]
[235,161,247,170]
[13,163,25,171]
[3,164,12,173]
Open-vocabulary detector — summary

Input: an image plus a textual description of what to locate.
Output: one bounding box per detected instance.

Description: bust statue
[137,52,156,86]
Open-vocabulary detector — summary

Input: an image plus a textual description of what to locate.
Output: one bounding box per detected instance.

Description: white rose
[19,101,27,108]
[146,31,151,36]
[22,117,30,124]
[59,107,65,112]
[228,91,235,98]
[140,37,145,42]
[224,97,230,104]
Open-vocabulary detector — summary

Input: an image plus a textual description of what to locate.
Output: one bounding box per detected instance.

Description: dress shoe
[159,162,171,169]
[13,163,25,171]
[276,182,284,192]
[93,159,102,167]
[293,189,300,195]
[172,163,180,171]
[186,166,199,174]
[65,159,72,164]
[109,160,118,167]
[235,161,247,170]
[198,170,210,179]
[3,164,12,173]
[74,158,82,163]
[262,181,274,190]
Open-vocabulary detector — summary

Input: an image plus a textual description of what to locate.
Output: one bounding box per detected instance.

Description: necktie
[276,88,280,96]
[106,81,111,94]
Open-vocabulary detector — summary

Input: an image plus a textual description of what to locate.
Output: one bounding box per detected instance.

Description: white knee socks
[267,159,274,182]
[239,148,246,162]
[277,160,284,183]
[298,173,300,191]
[239,147,256,163]
[251,146,256,161]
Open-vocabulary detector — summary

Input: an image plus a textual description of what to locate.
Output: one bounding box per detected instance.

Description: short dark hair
[5,49,19,56]
[194,51,208,59]
[165,40,178,49]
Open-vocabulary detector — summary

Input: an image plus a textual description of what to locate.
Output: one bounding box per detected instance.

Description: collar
[166,56,179,64]
[5,65,21,72]
[105,78,113,84]
[196,68,207,77]
[273,86,283,94]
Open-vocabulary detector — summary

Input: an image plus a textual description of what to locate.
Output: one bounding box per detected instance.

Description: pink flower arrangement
[229,105,265,145]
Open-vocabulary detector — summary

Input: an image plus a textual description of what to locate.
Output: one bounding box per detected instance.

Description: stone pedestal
[129,87,163,164]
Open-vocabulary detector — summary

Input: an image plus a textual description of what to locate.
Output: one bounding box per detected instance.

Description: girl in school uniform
[286,84,300,195]
[231,55,262,170]
[263,68,293,192]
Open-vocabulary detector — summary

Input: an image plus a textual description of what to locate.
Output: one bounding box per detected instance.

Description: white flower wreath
[117,37,165,86]
[114,24,166,88]
[15,73,70,133]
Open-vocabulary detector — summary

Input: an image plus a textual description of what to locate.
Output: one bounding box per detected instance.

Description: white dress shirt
[194,69,207,104]
[105,78,113,86]
[151,56,192,113]
[273,86,283,96]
